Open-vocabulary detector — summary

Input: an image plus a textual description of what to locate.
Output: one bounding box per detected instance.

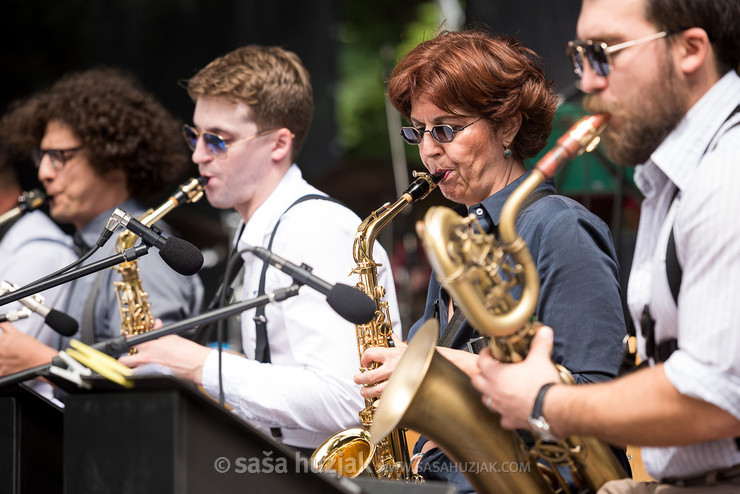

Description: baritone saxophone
[371,114,628,493]
[309,170,443,480]
[114,177,207,348]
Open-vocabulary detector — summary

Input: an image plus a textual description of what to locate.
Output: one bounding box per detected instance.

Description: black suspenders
[251,194,345,439]
[622,104,740,370]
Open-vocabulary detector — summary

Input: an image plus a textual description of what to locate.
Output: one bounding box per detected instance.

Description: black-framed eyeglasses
[567,30,676,78]
[182,124,278,157]
[31,146,83,170]
[400,118,482,145]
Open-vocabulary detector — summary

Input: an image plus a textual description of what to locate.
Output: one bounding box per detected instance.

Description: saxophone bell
[370,319,551,494]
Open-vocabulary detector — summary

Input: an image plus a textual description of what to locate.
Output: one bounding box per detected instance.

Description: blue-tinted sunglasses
[182,124,277,157]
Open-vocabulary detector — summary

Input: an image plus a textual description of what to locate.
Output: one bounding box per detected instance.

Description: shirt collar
[76,198,144,249]
[237,164,307,248]
[469,170,556,227]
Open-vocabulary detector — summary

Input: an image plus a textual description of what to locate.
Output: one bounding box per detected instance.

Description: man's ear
[676,27,711,75]
[271,128,294,162]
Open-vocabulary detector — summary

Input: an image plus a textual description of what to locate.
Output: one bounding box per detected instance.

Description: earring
[503,147,512,158]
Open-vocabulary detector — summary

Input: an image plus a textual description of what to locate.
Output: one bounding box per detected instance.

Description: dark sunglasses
[31,146,83,170]
[182,124,277,157]
[567,30,674,78]
[400,118,482,145]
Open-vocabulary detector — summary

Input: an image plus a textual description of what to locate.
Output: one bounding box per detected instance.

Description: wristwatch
[527,382,559,442]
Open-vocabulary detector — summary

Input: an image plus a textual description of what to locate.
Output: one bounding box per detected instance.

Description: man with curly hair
[0,68,203,376]
[0,143,77,382]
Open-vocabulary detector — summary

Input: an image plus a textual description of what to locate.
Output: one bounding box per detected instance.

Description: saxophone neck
[115,177,207,253]
[353,171,443,265]
[499,114,608,245]
[141,176,208,226]
[354,197,410,265]
[492,113,610,334]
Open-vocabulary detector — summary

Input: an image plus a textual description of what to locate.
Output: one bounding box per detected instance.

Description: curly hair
[186,45,313,163]
[1,68,191,198]
[387,29,558,161]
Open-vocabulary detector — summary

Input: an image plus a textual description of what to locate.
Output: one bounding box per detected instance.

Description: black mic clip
[144,224,165,247]
[272,282,302,303]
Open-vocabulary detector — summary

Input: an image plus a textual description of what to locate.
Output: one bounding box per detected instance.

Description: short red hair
[387,29,557,161]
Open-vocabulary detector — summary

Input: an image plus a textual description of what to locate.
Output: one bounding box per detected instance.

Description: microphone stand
[0,282,302,390]
[0,245,151,308]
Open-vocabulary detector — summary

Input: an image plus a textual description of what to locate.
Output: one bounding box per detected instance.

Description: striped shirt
[628,71,740,479]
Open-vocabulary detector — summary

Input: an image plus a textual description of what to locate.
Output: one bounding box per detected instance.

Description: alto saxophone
[114,177,206,348]
[310,171,443,480]
[371,115,628,493]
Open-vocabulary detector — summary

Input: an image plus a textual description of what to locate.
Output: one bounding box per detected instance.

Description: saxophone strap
[74,231,103,345]
[81,272,106,345]
[252,193,346,439]
[191,224,246,346]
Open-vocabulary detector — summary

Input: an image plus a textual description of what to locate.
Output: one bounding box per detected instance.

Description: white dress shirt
[201,164,402,449]
[628,71,740,479]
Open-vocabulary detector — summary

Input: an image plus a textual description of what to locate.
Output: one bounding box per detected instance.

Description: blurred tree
[335,0,447,164]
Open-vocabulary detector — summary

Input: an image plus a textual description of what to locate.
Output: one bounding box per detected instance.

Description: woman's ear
[499,112,522,147]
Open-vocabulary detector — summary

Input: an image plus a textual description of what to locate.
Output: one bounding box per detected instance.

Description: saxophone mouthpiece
[20,189,46,212]
[405,170,445,202]
[0,189,47,228]
[171,177,208,205]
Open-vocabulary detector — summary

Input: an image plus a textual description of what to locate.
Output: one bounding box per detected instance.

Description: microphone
[106,208,204,276]
[246,246,376,325]
[0,281,79,336]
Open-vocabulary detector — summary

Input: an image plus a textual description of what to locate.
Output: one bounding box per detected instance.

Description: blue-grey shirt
[55,199,204,350]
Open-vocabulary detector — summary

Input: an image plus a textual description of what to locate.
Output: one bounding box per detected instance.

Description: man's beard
[583,58,689,167]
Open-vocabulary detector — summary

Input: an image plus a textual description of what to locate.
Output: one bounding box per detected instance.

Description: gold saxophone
[114,177,206,346]
[370,115,628,493]
[310,170,443,480]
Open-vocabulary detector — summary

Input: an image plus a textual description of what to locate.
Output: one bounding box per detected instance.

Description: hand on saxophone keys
[353,333,407,399]
[471,325,562,431]
[355,332,485,400]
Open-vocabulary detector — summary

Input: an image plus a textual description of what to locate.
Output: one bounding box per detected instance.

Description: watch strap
[531,382,557,420]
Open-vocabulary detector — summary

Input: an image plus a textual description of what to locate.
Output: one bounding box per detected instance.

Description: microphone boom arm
[0,283,302,389]
[0,245,150,308]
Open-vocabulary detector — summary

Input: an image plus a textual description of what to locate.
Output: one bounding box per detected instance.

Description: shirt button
[476,208,484,216]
